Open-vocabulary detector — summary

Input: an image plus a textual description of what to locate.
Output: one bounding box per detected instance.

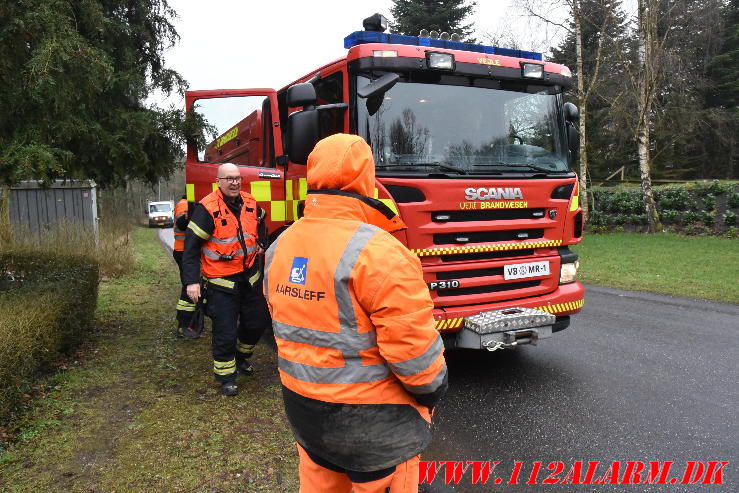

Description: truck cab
[183,15,584,351]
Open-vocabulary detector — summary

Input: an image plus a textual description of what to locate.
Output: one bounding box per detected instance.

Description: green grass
[573,232,739,303]
[0,227,298,492]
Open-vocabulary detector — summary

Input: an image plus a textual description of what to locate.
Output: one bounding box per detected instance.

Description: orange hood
[305,134,405,232]
[307,133,375,195]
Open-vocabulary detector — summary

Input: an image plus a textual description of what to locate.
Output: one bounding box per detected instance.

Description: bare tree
[635,0,662,233]
[519,0,612,222]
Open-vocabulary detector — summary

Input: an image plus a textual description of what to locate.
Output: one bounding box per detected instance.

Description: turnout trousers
[205,277,270,383]
[297,444,420,493]
[172,251,195,331]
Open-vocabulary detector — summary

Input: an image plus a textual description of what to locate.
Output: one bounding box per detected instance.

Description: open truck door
[185,89,287,233]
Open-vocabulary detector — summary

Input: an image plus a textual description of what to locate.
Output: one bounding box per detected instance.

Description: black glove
[175,214,189,232]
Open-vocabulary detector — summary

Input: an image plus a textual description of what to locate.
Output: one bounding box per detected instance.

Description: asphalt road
[423,286,739,492]
[157,230,737,491]
[158,227,174,253]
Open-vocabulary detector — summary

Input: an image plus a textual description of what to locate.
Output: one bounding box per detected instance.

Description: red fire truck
[184,14,584,351]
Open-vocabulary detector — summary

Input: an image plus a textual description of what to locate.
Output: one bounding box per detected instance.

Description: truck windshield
[355,76,569,174]
[150,204,171,213]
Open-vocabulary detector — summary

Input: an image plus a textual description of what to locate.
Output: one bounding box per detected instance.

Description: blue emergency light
[343,31,543,62]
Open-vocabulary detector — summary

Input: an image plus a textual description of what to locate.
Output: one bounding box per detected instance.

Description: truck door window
[313,72,345,139]
[190,95,275,167]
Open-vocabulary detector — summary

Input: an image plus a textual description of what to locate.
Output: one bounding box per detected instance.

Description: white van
[147,200,174,227]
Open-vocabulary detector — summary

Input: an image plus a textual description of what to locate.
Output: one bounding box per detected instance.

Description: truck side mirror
[287,109,319,165]
[564,102,579,122]
[358,73,400,99]
[567,122,580,161]
[564,102,580,163]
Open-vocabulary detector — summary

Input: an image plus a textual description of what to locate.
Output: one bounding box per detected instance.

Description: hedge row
[588,181,739,236]
[0,252,98,420]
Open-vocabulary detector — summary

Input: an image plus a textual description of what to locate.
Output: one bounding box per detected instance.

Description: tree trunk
[637,0,661,233]
[574,0,589,221]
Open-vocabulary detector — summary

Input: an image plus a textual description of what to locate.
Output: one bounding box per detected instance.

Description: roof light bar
[344,31,543,61]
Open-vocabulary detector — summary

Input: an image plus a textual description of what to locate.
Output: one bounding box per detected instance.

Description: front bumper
[433,281,584,332]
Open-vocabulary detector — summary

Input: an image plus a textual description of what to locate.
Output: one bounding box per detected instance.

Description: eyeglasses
[217,176,242,183]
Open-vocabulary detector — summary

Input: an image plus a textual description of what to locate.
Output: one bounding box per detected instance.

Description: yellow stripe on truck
[412,240,562,257]
[250,181,271,202]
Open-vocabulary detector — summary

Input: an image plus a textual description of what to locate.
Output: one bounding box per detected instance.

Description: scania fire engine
[184,14,585,351]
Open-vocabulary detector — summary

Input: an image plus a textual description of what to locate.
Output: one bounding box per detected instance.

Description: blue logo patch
[289,257,308,285]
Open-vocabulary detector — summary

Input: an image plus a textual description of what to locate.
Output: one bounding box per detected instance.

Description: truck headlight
[559,261,579,284]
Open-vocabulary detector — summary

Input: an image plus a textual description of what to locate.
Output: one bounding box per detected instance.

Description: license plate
[504,261,550,280]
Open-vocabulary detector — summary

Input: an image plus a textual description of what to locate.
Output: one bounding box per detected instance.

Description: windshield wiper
[473,162,566,173]
[376,162,467,174]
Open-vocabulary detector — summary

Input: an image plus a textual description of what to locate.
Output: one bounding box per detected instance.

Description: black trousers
[206,278,271,383]
[172,251,195,329]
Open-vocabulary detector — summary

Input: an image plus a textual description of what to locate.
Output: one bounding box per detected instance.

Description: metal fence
[9,180,98,237]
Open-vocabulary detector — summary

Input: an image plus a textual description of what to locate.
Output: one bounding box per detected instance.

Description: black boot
[181,326,201,339]
[220,381,238,396]
[237,359,253,376]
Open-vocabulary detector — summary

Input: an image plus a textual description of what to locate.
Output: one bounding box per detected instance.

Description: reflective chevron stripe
[434,318,465,331]
[411,239,562,257]
[535,298,585,314]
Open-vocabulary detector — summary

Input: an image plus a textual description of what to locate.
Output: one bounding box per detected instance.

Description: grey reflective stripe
[402,362,447,394]
[278,356,390,385]
[274,223,392,385]
[208,235,239,245]
[208,232,255,245]
[273,321,376,353]
[202,247,221,260]
[202,246,255,260]
[388,335,444,377]
[334,224,381,358]
[264,235,282,305]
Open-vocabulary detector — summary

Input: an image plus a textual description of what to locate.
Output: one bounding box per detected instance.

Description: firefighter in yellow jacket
[182,163,270,396]
[264,134,447,492]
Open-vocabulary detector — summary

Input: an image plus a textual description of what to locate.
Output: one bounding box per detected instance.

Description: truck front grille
[432,209,545,222]
[437,280,540,297]
[440,249,535,262]
[436,267,503,280]
[434,229,545,245]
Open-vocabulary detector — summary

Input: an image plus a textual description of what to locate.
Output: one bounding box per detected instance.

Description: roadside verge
[0,227,298,491]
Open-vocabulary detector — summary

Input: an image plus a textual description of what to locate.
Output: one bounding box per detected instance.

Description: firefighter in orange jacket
[172,195,197,337]
[182,163,271,396]
[264,134,448,492]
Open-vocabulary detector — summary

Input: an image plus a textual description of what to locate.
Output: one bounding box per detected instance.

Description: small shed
[9,180,98,237]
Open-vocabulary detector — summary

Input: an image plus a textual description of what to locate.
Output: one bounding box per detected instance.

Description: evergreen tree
[707,0,739,109]
[647,0,734,180]
[390,0,477,41]
[0,0,188,186]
